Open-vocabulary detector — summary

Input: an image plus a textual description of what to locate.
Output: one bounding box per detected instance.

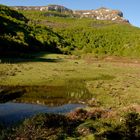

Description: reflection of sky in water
[0,102,85,126]
[0,79,91,126]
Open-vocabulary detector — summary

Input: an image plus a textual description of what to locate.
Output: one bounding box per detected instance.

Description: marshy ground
[1,53,140,109]
[1,53,140,139]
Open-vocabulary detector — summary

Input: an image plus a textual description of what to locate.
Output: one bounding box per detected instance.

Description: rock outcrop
[11,5,72,14]
[11,5,129,23]
[74,7,129,23]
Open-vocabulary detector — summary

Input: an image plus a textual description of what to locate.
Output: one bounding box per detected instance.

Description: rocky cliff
[11,5,72,13]
[74,7,129,23]
[11,5,129,23]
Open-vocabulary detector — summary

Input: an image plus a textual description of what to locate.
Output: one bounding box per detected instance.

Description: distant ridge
[11,4,72,14]
[74,7,129,23]
[11,4,129,23]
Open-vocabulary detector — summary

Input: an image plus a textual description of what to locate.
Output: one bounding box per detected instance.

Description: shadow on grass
[0,86,25,103]
[0,52,63,63]
[0,57,63,63]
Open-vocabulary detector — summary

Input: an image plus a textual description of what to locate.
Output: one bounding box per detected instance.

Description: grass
[1,53,140,109]
[0,54,124,86]
[1,53,140,139]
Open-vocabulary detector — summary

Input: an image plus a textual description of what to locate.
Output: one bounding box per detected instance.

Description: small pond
[0,79,93,125]
[0,79,93,105]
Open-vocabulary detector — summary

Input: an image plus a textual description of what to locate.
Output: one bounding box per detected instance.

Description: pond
[0,79,92,125]
[0,102,85,126]
[0,79,93,105]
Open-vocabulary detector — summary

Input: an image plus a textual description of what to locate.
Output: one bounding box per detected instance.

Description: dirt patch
[104,56,140,64]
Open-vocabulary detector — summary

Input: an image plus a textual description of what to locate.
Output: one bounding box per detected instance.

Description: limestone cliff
[11,5,129,23]
[74,7,129,23]
[11,5,72,14]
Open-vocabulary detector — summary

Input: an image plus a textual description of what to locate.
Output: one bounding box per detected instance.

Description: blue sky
[0,0,140,27]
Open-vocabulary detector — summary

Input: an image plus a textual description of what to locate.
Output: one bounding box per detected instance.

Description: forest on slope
[1,5,140,57]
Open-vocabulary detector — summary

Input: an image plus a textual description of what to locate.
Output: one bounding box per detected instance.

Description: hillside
[11,5,129,23]
[20,8,140,57]
[0,5,65,57]
[0,5,39,56]
[1,5,140,57]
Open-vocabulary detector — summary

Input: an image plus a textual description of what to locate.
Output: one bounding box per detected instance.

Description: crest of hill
[11,4,73,14]
[74,7,129,23]
[11,4,129,23]
[0,4,28,22]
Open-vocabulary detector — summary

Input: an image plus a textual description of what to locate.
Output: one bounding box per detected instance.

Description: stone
[74,7,129,23]
[11,4,72,14]
[11,5,129,23]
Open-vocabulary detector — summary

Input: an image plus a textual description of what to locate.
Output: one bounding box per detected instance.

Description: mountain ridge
[11,4,129,23]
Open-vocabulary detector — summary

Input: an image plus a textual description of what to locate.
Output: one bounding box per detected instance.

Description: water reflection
[0,79,93,106]
[65,79,92,98]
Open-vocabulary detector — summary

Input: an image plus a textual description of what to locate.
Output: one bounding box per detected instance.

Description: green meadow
[1,53,140,108]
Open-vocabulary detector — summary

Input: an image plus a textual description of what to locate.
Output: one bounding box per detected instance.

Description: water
[0,79,93,105]
[0,102,85,126]
[0,79,91,126]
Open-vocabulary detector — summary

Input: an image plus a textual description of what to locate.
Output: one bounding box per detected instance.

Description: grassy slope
[21,10,140,57]
[1,6,140,57]
[1,54,140,108]
[1,54,140,139]
[0,5,66,57]
[0,5,40,53]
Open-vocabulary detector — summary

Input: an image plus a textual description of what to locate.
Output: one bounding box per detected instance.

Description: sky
[0,0,140,27]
